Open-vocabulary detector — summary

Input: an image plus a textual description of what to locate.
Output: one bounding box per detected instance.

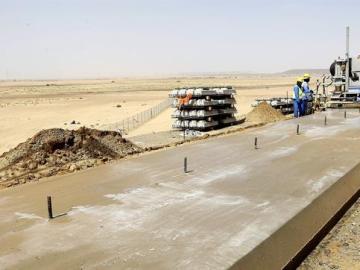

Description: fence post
[118,98,171,133]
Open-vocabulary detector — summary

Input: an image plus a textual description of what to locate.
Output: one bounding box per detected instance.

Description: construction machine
[320,27,360,108]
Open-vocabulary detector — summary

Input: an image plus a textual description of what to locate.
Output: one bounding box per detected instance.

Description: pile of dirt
[246,102,286,123]
[0,127,142,189]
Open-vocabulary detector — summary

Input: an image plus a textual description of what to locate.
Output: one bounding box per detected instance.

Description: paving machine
[324,27,360,108]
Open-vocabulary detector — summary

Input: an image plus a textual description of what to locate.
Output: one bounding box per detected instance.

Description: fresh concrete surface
[1,110,360,269]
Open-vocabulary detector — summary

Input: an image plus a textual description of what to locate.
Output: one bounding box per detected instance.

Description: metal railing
[103,98,173,133]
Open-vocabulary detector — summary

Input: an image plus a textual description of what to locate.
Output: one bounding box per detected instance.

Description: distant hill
[281,68,329,75]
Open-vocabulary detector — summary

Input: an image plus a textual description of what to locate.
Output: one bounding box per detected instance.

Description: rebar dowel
[254,137,258,149]
[344,111,347,118]
[184,157,188,173]
[297,124,300,135]
[47,196,53,219]
[324,116,327,126]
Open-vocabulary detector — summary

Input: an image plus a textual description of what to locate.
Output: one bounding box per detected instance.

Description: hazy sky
[1,0,360,79]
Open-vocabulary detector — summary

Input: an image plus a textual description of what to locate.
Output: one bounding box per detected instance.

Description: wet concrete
[1,110,360,269]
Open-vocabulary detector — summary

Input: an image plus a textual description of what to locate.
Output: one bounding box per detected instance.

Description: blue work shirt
[302,81,311,100]
[293,85,303,102]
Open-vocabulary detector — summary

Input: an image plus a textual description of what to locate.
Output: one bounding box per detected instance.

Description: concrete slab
[1,110,360,269]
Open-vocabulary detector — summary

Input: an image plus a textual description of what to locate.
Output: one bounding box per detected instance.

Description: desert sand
[0,86,167,154]
[0,75,299,155]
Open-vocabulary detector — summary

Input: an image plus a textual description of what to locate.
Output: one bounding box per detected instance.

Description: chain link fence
[102,98,173,134]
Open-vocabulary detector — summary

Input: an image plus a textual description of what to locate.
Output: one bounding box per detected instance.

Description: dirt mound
[0,127,142,189]
[246,102,285,123]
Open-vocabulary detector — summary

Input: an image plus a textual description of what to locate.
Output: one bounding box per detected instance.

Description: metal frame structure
[326,26,360,108]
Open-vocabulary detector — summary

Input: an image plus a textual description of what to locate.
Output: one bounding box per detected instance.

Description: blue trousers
[293,100,302,118]
[301,100,308,116]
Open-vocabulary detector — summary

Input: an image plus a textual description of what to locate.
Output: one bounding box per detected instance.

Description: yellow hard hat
[303,73,311,79]
[296,77,303,83]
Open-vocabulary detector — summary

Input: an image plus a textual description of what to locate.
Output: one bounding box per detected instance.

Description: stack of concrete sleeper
[170,86,237,130]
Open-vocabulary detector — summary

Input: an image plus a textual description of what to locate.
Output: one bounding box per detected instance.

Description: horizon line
[0,68,329,81]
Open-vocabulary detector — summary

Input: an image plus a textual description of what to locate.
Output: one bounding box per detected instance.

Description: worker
[301,73,311,115]
[293,77,304,118]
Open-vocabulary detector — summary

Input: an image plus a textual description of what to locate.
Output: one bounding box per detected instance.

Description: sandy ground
[0,90,167,154]
[127,86,294,137]
[0,75,297,155]
[128,108,174,137]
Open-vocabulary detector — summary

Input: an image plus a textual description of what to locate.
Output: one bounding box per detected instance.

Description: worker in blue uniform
[293,77,304,118]
[301,73,311,115]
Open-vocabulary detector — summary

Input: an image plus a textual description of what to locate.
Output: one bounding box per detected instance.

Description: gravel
[299,197,360,269]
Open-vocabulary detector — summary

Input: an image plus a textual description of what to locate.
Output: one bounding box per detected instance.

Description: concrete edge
[128,122,266,151]
[228,162,360,270]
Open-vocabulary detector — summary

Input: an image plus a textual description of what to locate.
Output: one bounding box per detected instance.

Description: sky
[1,0,360,79]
